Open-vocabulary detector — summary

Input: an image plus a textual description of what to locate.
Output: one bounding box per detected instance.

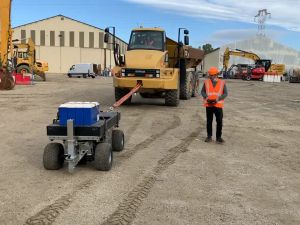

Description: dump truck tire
[112,129,125,152]
[165,89,179,106]
[43,143,64,170]
[94,143,113,171]
[192,72,199,97]
[17,65,30,74]
[180,71,193,100]
[115,87,132,105]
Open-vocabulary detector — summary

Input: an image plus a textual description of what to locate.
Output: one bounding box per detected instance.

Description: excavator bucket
[0,70,15,90]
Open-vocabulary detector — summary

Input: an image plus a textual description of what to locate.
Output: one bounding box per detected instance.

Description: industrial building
[12,15,128,73]
[202,36,300,74]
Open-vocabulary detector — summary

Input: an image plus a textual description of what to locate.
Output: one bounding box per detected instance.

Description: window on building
[40,30,45,46]
[89,32,94,48]
[30,30,36,43]
[21,30,26,44]
[79,32,84,48]
[69,31,74,47]
[50,31,55,46]
[59,31,65,47]
[99,32,104,48]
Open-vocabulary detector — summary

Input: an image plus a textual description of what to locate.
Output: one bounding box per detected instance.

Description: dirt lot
[0,74,299,225]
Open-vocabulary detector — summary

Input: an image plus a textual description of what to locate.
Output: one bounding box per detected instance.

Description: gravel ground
[0,74,299,225]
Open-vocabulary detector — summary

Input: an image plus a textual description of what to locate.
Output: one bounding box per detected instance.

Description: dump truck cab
[105,27,203,106]
[128,28,165,52]
[117,28,177,91]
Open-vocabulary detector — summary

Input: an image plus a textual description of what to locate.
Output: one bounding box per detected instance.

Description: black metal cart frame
[44,111,124,173]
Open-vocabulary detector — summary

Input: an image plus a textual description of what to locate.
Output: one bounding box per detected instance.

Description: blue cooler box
[59,102,100,126]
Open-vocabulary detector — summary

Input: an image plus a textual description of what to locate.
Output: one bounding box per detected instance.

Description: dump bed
[166,37,204,69]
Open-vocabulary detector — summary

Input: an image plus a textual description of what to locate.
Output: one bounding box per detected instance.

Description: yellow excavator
[223,47,261,72]
[0,0,15,90]
[223,47,285,80]
[14,38,48,81]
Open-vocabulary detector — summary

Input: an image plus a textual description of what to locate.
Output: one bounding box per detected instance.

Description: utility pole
[254,9,271,37]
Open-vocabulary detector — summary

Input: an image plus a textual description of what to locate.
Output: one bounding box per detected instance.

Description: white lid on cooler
[59,102,99,108]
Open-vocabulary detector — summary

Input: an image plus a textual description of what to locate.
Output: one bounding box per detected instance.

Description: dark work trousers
[206,107,223,138]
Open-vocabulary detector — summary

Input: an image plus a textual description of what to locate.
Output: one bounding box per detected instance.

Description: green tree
[202,43,213,54]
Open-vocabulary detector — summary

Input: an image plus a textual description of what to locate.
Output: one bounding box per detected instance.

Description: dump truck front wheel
[180,71,193,100]
[43,143,64,170]
[94,143,113,171]
[165,89,179,106]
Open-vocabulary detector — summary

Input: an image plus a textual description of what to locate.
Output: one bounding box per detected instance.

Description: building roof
[205,47,220,55]
[13,14,127,44]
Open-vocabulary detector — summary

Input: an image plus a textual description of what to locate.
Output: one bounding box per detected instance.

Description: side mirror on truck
[119,55,125,65]
[115,43,120,54]
[104,34,109,43]
[184,36,189,45]
[104,28,110,43]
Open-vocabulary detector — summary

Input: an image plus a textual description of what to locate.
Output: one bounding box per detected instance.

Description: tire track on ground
[117,115,181,160]
[24,179,93,225]
[100,125,201,225]
[23,115,181,225]
[123,111,146,143]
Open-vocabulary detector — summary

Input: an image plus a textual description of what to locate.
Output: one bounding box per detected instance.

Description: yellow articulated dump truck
[104,27,203,106]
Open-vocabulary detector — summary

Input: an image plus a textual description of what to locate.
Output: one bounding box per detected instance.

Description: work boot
[216,137,225,144]
[205,137,212,142]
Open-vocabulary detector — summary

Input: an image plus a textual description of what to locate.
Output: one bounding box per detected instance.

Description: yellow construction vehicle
[104,27,203,106]
[223,47,261,72]
[13,38,48,81]
[223,47,285,80]
[0,0,15,90]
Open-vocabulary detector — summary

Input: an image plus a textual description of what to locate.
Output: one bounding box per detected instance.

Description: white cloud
[123,0,300,31]
[207,28,287,46]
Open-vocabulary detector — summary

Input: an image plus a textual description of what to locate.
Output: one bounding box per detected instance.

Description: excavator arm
[0,0,15,90]
[223,47,261,71]
[0,0,12,67]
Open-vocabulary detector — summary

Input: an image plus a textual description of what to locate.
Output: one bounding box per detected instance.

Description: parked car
[67,63,98,78]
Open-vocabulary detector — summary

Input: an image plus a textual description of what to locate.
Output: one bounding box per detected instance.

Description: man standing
[201,67,228,143]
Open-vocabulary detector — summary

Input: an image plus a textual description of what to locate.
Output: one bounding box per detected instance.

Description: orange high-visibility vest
[204,78,225,108]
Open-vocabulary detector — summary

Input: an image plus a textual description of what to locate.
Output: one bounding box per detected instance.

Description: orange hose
[112,83,142,108]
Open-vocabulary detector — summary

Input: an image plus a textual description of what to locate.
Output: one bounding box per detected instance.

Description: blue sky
[11,0,300,51]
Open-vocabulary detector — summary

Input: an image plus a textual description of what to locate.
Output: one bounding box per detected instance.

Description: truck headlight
[156,70,160,78]
[121,69,125,76]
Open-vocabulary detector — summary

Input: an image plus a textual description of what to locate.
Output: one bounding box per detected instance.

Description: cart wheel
[94,143,113,171]
[112,129,125,152]
[43,143,64,170]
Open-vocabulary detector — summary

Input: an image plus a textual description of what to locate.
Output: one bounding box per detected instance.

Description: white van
[67,63,98,78]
